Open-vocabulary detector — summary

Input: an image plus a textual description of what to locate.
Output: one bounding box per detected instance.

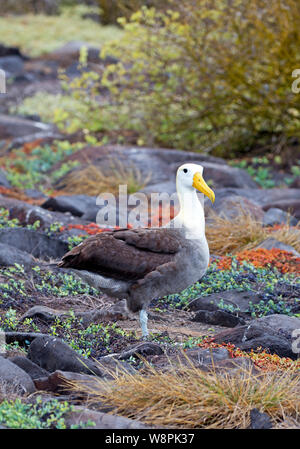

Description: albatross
[58,163,215,338]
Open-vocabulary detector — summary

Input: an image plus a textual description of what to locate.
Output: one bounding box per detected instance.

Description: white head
[176,163,215,203]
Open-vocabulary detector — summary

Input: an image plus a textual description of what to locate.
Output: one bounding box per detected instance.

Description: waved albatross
[58,163,215,338]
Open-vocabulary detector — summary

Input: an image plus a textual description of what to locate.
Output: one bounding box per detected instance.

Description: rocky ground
[0,42,299,429]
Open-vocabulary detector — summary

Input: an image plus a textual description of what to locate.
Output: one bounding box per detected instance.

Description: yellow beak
[192,172,215,203]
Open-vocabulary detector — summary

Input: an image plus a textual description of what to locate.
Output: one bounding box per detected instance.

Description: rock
[238,335,294,359]
[0,242,35,267]
[214,357,261,376]
[5,332,49,346]
[54,144,243,193]
[20,306,65,324]
[206,192,264,221]
[0,195,89,230]
[263,208,298,227]
[118,342,164,360]
[41,194,97,217]
[262,199,300,220]
[34,370,100,394]
[0,355,35,394]
[0,169,11,188]
[192,310,244,327]
[0,56,24,78]
[249,409,273,429]
[97,355,137,377]
[0,114,55,140]
[27,336,103,376]
[0,44,25,59]
[212,317,298,359]
[64,406,152,429]
[255,238,300,257]
[9,356,49,380]
[0,228,69,260]
[186,347,230,366]
[200,162,258,189]
[188,290,260,314]
[255,314,300,338]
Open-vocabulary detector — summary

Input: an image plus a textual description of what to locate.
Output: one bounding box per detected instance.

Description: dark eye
[183,168,188,173]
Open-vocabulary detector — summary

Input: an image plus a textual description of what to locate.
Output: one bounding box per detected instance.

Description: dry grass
[206,212,300,255]
[57,159,151,196]
[66,356,300,429]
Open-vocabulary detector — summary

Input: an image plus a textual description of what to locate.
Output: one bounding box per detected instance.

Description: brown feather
[58,228,182,281]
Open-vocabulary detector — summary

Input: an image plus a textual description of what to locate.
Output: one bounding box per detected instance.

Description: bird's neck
[173,187,206,238]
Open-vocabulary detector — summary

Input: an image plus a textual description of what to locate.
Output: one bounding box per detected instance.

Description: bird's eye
[183,168,188,173]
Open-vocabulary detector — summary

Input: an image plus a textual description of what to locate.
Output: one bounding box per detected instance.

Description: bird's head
[176,163,215,203]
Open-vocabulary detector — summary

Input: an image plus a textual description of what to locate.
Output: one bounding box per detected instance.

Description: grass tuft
[66,355,300,429]
[206,212,300,255]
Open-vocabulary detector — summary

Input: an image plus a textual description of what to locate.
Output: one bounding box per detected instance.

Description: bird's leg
[139,309,149,339]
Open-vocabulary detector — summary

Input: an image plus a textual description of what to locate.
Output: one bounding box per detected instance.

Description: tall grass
[66,356,300,429]
[206,212,300,255]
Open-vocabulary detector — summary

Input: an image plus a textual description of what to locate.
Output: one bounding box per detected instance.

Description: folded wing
[58,227,182,281]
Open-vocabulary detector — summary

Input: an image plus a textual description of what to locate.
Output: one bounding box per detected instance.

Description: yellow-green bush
[99,0,300,156]
[97,0,171,25]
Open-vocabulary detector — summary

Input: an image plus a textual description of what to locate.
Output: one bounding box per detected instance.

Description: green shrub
[99,0,300,156]
[97,0,172,25]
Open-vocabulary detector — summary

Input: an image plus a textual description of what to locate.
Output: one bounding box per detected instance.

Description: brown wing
[58,227,182,281]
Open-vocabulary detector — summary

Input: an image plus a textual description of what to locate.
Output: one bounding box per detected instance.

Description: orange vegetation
[198,340,300,372]
[216,248,300,274]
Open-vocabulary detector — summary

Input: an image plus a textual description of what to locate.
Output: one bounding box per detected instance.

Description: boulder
[118,342,164,360]
[0,195,89,230]
[0,56,24,78]
[256,238,300,257]
[0,228,69,260]
[64,406,152,429]
[263,208,298,227]
[27,336,103,376]
[55,145,256,195]
[262,199,300,220]
[188,290,261,314]
[0,114,54,140]
[34,370,101,394]
[9,356,49,380]
[254,314,300,338]
[41,194,97,217]
[0,355,35,394]
[212,316,299,359]
[0,242,35,267]
[192,310,244,327]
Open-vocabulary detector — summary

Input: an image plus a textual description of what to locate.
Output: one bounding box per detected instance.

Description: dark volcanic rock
[42,194,97,217]
[255,238,300,257]
[27,336,103,376]
[118,342,164,360]
[0,242,35,267]
[0,355,35,394]
[0,195,89,229]
[192,310,244,327]
[0,114,54,139]
[249,409,273,429]
[188,290,260,314]
[263,208,298,227]
[9,356,49,380]
[262,199,300,220]
[0,228,69,260]
[212,314,300,359]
